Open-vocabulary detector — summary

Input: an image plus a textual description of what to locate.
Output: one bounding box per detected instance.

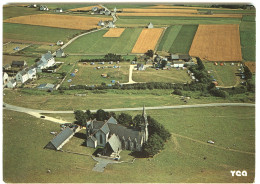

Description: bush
[172,89,182,96]
[143,133,164,157]
[210,88,229,98]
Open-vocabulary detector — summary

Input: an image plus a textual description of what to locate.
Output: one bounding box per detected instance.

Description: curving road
[3,102,255,114]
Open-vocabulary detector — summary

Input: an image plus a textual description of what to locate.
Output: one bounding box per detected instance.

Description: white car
[207,140,215,144]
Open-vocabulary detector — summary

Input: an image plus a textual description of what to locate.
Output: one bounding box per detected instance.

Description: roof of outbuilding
[107,116,118,124]
[12,61,26,66]
[50,127,74,149]
[43,52,53,61]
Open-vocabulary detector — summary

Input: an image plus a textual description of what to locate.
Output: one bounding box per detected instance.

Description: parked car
[207,140,215,144]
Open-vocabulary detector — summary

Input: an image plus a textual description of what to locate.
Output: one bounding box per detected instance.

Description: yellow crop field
[122,8,198,13]
[189,24,242,61]
[103,28,125,37]
[69,5,103,11]
[117,12,242,18]
[132,28,164,53]
[4,14,112,30]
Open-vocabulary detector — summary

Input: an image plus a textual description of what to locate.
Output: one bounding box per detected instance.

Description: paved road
[3,102,255,114]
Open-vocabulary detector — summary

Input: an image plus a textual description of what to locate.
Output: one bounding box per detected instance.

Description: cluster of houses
[97,20,115,28]
[91,6,118,16]
[27,4,63,13]
[3,51,58,89]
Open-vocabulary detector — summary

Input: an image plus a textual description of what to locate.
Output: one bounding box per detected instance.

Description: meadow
[3,23,82,44]
[3,105,255,183]
[204,62,241,86]
[239,15,255,61]
[169,25,198,54]
[64,28,142,54]
[132,67,191,83]
[157,25,182,52]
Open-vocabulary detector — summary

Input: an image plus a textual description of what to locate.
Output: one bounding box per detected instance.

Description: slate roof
[88,135,97,142]
[49,127,74,149]
[17,70,28,76]
[9,79,16,84]
[43,52,53,61]
[107,116,118,124]
[100,122,110,134]
[171,54,190,60]
[107,134,121,152]
[12,61,26,66]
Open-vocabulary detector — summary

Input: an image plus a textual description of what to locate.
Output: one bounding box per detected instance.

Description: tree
[74,110,87,126]
[95,109,109,121]
[147,116,171,142]
[244,66,252,80]
[145,50,154,58]
[143,133,164,156]
[117,113,132,126]
[172,89,182,96]
[133,114,144,128]
[161,60,167,68]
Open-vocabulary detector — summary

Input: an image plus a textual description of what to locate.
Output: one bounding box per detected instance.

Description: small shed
[56,48,65,58]
[97,20,105,26]
[54,8,63,13]
[39,5,49,11]
[37,83,55,91]
[57,40,64,46]
[44,127,75,150]
[11,61,27,68]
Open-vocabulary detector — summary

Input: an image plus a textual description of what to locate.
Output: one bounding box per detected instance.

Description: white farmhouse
[7,79,16,88]
[3,72,8,84]
[16,70,29,83]
[27,67,37,79]
[37,51,55,69]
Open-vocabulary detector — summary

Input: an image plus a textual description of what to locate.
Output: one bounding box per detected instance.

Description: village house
[86,107,149,155]
[11,60,27,68]
[16,70,29,83]
[37,51,56,69]
[54,8,63,13]
[7,79,16,88]
[39,5,49,11]
[26,66,37,79]
[147,22,154,29]
[3,72,8,84]
[3,64,11,71]
[170,54,191,62]
[97,20,105,26]
[55,48,65,58]
[56,40,64,46]
[171,61,185,68]
[137,63,145,71]
[108,21,115,28]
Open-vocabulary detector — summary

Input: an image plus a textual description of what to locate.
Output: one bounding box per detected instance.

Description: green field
[132,67,191,83]
[3,42,30,54]
[3,23,82,44]
[240,15,255,61]
[3,105,255,183]
[64,28,142,54]
[157,25,182,52]
[169,25,198,54]
[63,63,129,86]
[204,62,241,87]
[116,16,242,27]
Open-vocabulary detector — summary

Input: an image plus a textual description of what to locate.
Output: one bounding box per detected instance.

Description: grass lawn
[17,44,60,58]
[3,6,45,20]
[3,105,254,183]
[3,23,82,44]
[169,24,198,54]
[132,67,191,83]
[116,16,241,27]
[204,62,242,86]
[157,25,182,52]
[64,28,142,54]
[3,42,31,54]
[62,62,129,86]
[240,15,255,61]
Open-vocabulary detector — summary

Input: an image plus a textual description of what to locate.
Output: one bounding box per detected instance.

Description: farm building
[137,63,145,71]
[45,127,75,150]
[7,79,16,88]
[108,21,115,28]
[147,22,154,29]
[3,64,11,71]
[171,54,191,62]
[28,4,37,8]
[54,8,63,13]
[114,7,117,12]
[92,6,99,12]
[26,67,37,79]
[86,107,149,154]
[37,83,55,91]
[39,5,49,11]
[57,40,64,46]
[16,70,29,83]
[3,72,8,84]
[97,20,105,26]
[55,48,65,58]
[37,51,55,69]
[171,61,185,68]
[11,60,27,68]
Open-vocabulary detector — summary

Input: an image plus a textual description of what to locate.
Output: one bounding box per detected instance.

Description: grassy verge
[169,25,198,54]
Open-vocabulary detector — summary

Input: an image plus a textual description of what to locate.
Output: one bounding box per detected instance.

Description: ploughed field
[131,28,164,53]
[103,28,126,37]
[3,14,112,30]
[189,24,242,61]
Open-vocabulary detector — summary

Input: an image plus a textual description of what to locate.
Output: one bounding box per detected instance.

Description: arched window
[100,134,103,144]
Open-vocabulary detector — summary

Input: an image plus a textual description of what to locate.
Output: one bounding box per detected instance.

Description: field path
[171,133,254,155]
